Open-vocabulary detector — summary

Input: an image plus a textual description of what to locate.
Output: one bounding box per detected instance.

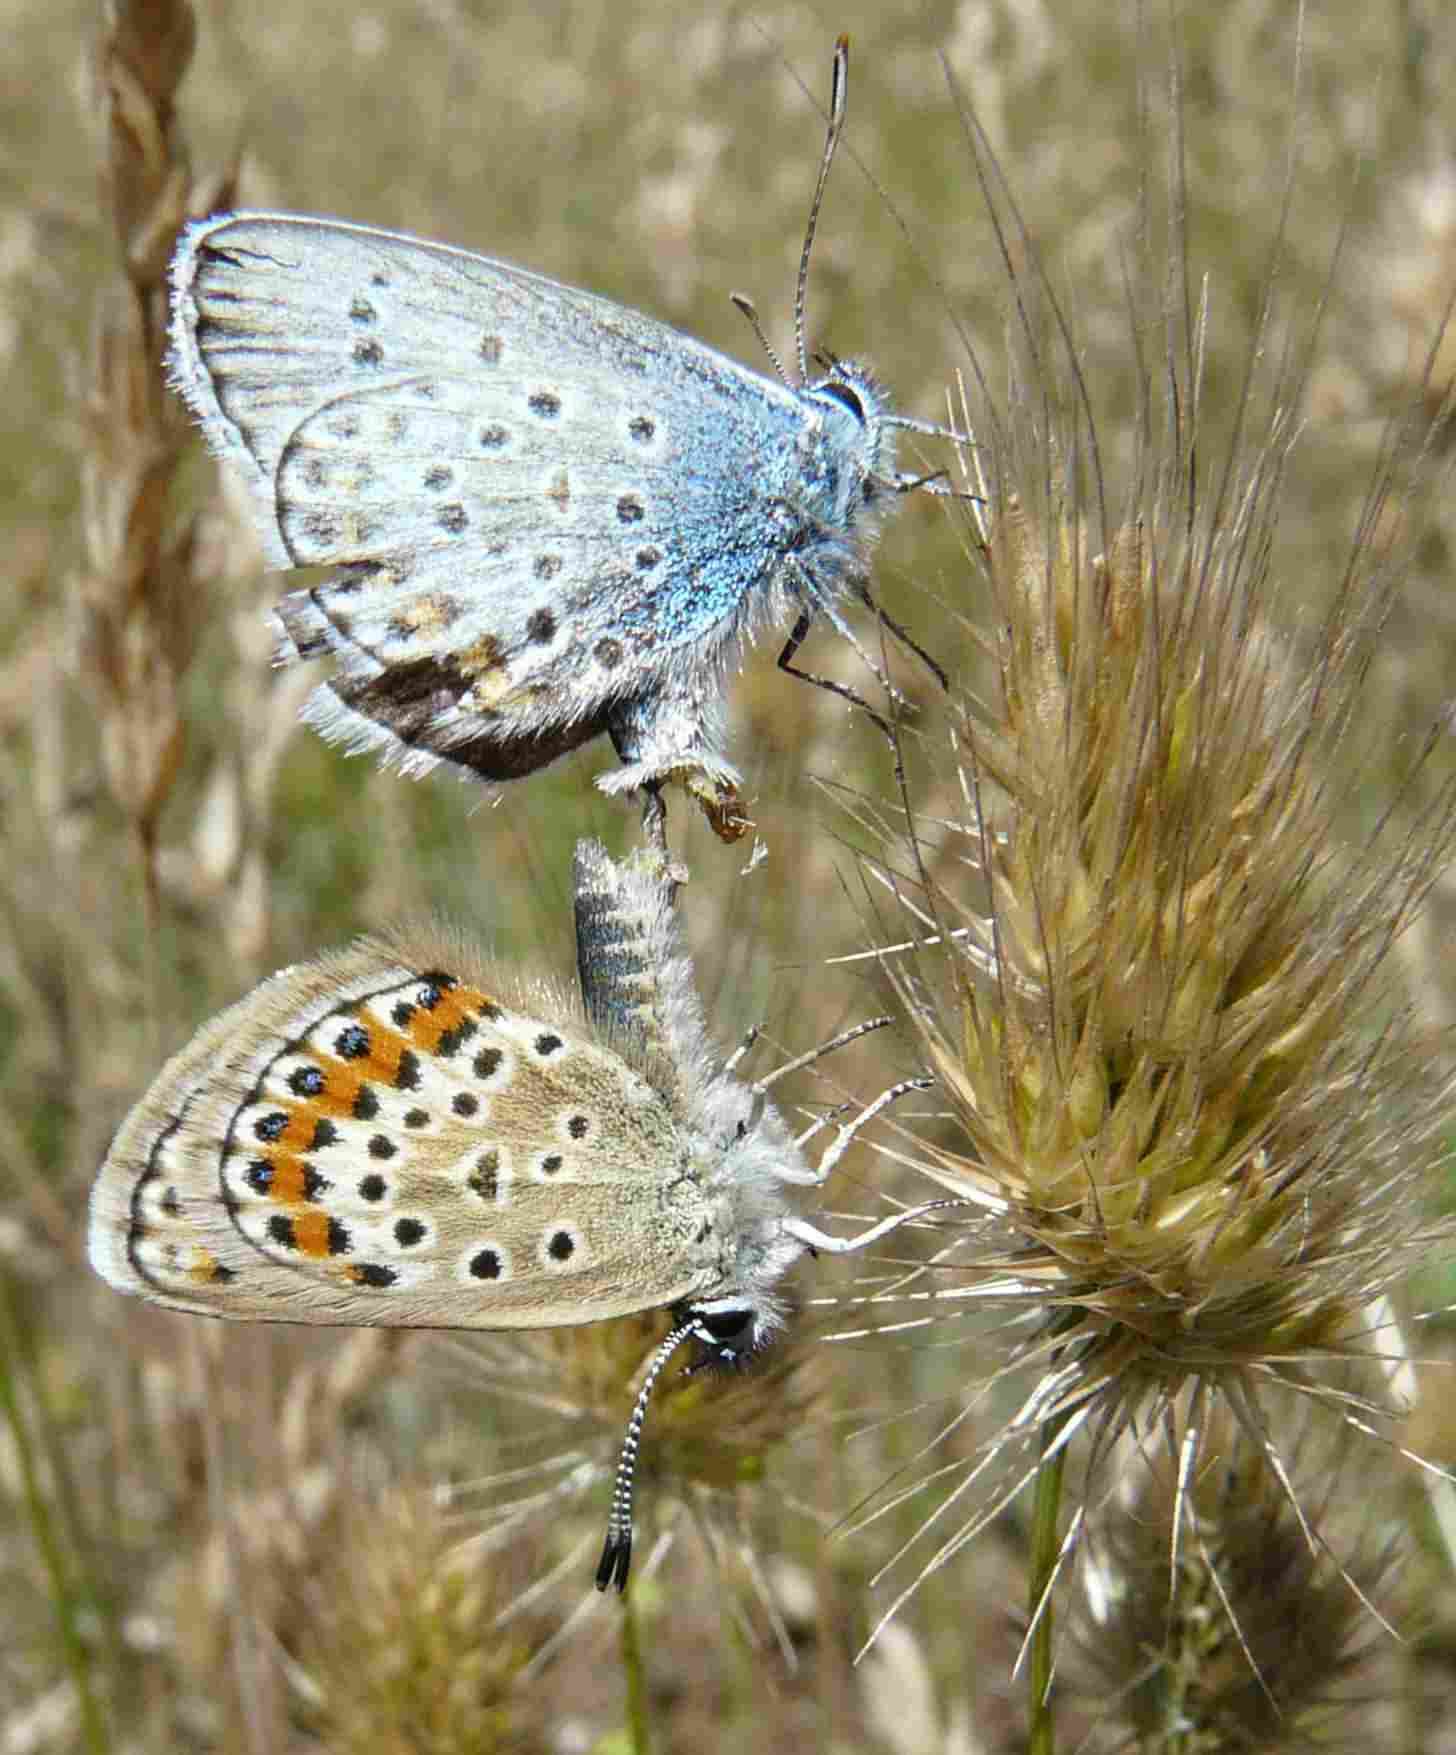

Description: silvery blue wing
[162,44,945,840]
[167,214,900,839]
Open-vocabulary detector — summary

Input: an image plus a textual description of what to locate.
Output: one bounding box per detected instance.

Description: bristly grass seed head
[843,220,1456,1646]
[1070,1409,1402,1752]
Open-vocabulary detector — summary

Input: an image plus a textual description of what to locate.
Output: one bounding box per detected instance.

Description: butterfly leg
[784,543,951,721]
[846,581,950,692]
[783,1198,968,1256]
[776,605,896,739]
[640,781,670,861]
[770,1075,935,1187]
[774,1080,968,1257]
[600,688,753,843]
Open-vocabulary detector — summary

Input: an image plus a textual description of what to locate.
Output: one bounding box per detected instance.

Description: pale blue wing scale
[173,213,807,659]
[169,213,825,780]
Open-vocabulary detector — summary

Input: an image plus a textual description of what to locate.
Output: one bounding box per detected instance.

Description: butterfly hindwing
[172,216,820,787]
[90,931,718,1327]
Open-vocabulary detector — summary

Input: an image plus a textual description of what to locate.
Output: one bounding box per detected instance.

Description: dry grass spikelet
[919,483,1446,1370]
[848,327,1456,1661]
[74,0,222,904]
[289,1475,543,1755]
[1069,1411,1399,1752]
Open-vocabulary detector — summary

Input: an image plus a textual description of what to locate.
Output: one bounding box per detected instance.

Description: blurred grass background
[4,0,1456,1749]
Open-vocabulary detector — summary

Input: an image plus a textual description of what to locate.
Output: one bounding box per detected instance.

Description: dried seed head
[1070,1411,1399,1751]
[904,478,1450,1361]
[852,356,1456,1628]
[289,1478,543,1755]
[76,1,207,894]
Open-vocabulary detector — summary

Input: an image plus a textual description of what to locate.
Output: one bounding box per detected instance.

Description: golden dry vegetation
[5,3,1456,1751]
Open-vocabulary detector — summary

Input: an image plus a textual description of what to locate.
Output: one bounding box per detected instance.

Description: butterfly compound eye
[688,1303,760,1366]
[817,379,867,422]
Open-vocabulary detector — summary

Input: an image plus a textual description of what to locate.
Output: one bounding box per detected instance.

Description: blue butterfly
[167,40,955,840]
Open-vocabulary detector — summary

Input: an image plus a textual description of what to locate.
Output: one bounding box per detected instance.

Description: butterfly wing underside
[89,930,715,1327]
[169,214,805,789]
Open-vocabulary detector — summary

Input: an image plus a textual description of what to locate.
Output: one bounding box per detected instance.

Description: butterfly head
[667,1076,807,1348]
[679,1293,780,1371]
[799,356,896,520]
